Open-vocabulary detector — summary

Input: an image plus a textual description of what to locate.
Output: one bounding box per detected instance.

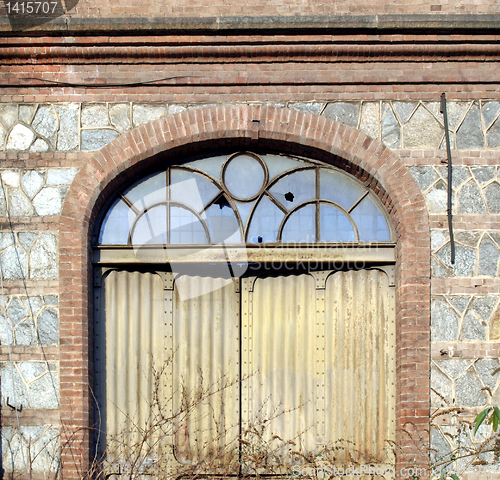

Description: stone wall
[0,168,70,477]
[2,101,500,153]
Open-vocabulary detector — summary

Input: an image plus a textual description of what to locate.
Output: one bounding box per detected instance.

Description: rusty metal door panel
[97,270,166,457]
[324,269,396,464]
[96,267,395,476]
[241,273,319,469]
[171,275,240,471]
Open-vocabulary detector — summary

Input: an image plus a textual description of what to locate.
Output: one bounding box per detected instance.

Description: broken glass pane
[205,199,242,244]
[246,196,284,243]
[269,169,316,209]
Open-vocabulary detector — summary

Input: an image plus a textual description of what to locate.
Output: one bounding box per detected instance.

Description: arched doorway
[92,151,397,477]
[58,105,431,479]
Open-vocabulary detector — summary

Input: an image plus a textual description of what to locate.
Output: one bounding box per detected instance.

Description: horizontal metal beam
[93,244,395,265]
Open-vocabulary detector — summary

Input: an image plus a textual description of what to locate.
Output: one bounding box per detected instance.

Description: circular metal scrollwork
[221,153,269,202]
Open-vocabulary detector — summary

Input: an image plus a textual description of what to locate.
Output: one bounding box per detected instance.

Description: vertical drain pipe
[440,93,456,265]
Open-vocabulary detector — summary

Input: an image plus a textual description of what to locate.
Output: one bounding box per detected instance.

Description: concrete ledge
[2,14,500,34]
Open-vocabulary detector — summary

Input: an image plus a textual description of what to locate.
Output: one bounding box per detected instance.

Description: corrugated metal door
[171,275,240,472]
[95,270,166,461]
[324,269,395,464]
[96,267,395,474]
[241,269,395,471]
[241,273,319,472]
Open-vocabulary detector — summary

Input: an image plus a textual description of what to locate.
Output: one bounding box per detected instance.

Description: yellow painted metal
[98,270,166,462]
[324,269,396,465]
[97,267,395,476]
[241,269,395,472]
[242,273,319,471]
[93,244,396,265]
[171,275,240,472]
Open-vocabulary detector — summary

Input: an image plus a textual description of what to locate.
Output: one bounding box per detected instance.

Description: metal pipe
[440,93,456,265]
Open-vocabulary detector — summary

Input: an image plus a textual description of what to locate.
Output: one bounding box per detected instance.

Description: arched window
[99,152,392,246]
[93,152,396,477]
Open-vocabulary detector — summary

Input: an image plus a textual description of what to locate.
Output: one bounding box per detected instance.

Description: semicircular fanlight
[98,153,393,246]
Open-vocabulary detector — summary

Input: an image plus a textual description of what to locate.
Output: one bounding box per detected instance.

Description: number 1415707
[5,2,59,14]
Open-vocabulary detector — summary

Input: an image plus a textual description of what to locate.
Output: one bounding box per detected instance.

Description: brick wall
[2,3,500,18]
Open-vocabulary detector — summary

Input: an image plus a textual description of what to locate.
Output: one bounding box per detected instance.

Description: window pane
[281,204,316,243]
[319,169,365,211]
[320,204,356,242]
[188,155,227,181]
[99,198,135,245]
[205,199,242,244]
[262,154,306,181]
[269,169,316,210]
[131,205,168,245]
[171,169,221,211]
[123,171,166,211]
[234,200,257,232]
[247,196,284,243]
[170,206,208,244]
[350,195,391,242]
[224,155,266,199]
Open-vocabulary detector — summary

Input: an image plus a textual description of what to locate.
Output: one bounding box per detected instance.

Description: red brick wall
[2,1,500,17]
[1,31,500,104]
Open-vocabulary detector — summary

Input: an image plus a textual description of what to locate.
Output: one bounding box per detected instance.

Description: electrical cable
[17,76,196,88]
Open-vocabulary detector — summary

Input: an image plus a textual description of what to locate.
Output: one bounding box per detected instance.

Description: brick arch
[59,105,430,478]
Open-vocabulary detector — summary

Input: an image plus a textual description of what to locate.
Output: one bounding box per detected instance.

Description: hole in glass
[269,169,316,209]
[247,196,284,243]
